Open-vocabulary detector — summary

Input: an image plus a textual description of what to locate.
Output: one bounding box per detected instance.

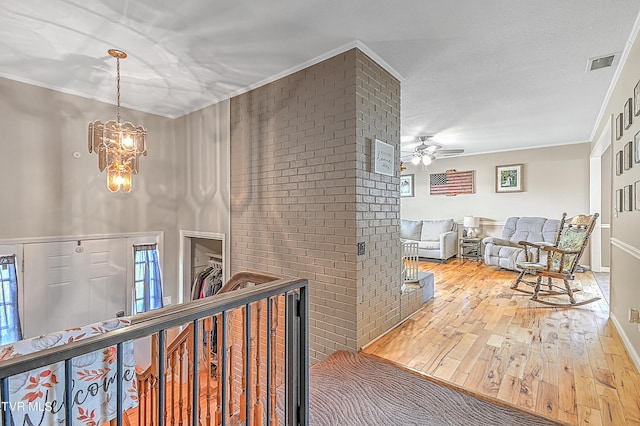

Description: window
[132,244,163,314]
[0,255,22,345]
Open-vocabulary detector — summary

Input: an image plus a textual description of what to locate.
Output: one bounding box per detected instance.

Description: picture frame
[624,98,633,130]
[495,164,523,193]
[400,174,414,197]
[635,79,640,116]
[635,131,640,164]
[616,188,623,213]
[624,141,633,170]
[636,180,640,210]
[616,113,623,140]
[624,184,633,211]
[372,139,394,176]
[616,150,623,176]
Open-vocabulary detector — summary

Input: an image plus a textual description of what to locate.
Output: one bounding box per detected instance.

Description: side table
[459,238,482,262]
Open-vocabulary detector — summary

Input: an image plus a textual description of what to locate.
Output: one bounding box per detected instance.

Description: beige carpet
[306,351,561,426]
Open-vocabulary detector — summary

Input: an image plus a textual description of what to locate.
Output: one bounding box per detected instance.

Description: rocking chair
[510,212,600,307]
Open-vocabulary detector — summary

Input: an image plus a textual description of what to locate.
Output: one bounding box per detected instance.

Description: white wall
[401,143,591,238]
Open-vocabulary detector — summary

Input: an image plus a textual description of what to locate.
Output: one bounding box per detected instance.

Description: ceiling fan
[401,136,464,166]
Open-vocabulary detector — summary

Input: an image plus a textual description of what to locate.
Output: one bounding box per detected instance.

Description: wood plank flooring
[363,260,640,426]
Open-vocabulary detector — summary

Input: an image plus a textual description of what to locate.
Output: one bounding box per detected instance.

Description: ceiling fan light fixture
[411,155,421,165]
[421,155,432,166]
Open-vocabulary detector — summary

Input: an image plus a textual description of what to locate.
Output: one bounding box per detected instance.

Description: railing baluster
[117,343,123,426]
[178,342,185,426]
[269,297,279,426]
[228,310,234,417]
[204,317,213,426]
[299,286,309,426]
[215,313,223,426]
[254,300,263,426]
[170,351,176,426]
[192,319,199,426]
[65,358,73,426]
[158,330,166,426]
[1,378,11,426]
[245,303,252,425]
[221,311,228,425]
[240,307,245,422]
[265,297,271,426]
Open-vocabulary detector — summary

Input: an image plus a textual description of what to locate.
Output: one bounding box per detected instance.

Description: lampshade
[88,49,147,193]
[463,216,480,228]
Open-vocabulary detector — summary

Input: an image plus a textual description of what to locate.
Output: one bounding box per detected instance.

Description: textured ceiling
[1,0,639,155]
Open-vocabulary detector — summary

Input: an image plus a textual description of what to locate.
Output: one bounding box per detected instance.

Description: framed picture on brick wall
[372,139,394,176]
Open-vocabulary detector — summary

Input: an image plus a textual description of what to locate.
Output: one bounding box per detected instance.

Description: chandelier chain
[116,57,121,123]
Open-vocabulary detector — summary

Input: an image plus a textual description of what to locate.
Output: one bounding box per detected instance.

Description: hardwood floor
[363,260,640,426]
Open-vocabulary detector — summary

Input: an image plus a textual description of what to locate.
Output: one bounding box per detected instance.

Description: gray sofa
[400,219,458,262]
[482,216,561,271]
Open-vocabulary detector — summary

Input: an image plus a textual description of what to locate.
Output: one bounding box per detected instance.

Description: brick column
[230,48,419,363]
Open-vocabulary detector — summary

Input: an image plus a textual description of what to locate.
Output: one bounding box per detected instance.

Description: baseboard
[610,312,640,374]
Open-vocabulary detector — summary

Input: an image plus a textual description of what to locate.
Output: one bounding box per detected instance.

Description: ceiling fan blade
[433,149,464,157]
[435,149,464,154]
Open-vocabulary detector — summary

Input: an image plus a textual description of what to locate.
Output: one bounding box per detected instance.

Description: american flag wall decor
[429,170,474,195]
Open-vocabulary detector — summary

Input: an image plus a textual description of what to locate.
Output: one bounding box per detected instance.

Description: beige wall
[401,143,591,235]
[0,77,181,302]
[174,100,231,297]
[591,25,640,368]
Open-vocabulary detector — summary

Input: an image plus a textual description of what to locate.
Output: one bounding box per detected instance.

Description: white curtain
[132,244,163,314]
[0,255,22,344]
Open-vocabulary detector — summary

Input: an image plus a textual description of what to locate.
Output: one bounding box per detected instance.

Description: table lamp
[463,216,480,238]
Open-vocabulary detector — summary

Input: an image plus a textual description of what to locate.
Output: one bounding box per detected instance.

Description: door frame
[590,115,612,273]
[179,230,226,304]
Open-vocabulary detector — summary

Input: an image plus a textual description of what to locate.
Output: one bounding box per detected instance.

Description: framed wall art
[616,188,623,213]
[635,79,640,116]
[624,98,633,130]
[616,150,623,176]
[616,113,623,140]
[636,180,640,210]
[400,174,414,197]
[635,131,640,164]
[496,164,523,193]
[625,141,633,170]
[430,170,474,196]
[372,139,394,176]
[625,184,633,211]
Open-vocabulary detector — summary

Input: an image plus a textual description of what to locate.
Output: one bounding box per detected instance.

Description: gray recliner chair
[482,216,561,271]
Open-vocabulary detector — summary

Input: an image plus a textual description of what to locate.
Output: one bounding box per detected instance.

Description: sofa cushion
[418,240,440,250]
[421,219,454,241]
[400,220,423,240]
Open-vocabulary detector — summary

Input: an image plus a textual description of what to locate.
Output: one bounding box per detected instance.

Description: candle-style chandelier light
[88,49,147,193]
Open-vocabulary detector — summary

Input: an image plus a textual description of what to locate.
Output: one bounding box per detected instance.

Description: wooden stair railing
[133,271,283,426]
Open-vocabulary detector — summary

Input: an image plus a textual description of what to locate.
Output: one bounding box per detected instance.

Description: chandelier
[88,49,146,193]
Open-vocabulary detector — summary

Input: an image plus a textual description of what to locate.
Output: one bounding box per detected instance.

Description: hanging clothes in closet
[191,260,223,301]
[191,259,224,377]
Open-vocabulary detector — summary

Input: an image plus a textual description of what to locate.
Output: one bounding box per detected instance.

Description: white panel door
[23,239,127,338]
